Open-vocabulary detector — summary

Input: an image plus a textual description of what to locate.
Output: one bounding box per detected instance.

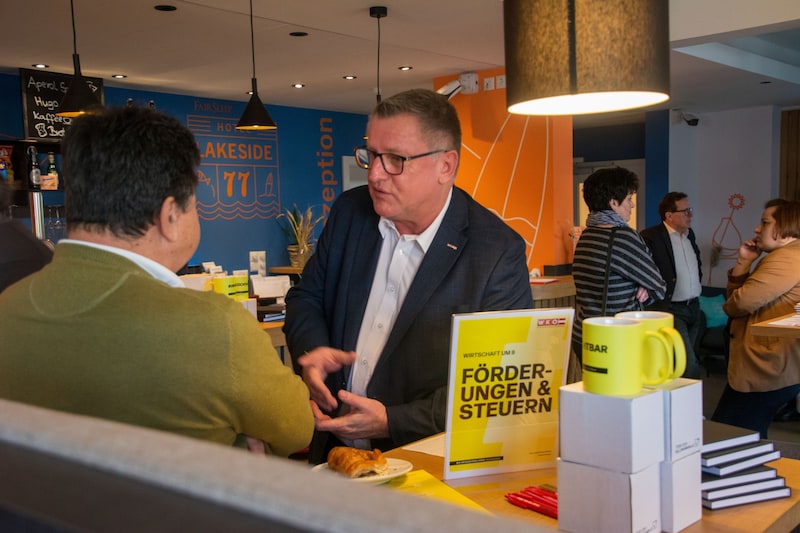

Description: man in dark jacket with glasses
[284,89,533,463]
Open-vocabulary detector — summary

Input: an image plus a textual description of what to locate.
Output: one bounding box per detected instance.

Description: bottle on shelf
[41,152,59,190]
[28,146,41,190]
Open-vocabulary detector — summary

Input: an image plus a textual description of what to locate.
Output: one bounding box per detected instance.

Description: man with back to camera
[0,106,313,456]
[283,88,533,464]
[640,191,704,378]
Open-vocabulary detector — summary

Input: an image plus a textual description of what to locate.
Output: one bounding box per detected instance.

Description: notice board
[19,68,104,142]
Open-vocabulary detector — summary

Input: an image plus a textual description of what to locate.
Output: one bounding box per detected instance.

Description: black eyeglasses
[672,208,694,215]
[354,146,446,176]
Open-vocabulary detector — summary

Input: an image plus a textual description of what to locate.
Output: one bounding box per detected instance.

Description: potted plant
[278,204,324,268]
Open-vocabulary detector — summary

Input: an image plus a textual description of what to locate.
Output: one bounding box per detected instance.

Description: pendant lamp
[57,0,101,117]
[236,0,277,130]
[370,6,387,104]
[503,0,670,116]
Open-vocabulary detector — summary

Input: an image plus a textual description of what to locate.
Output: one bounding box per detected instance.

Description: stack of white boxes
[558,379,703,533]
[654,378,703,532]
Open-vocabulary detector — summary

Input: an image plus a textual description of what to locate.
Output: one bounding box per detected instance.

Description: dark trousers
[648,299,703,379]
[712,382,800,439]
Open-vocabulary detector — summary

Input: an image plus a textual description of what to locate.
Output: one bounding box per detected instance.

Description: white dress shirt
[666,224,701,301]
[346,189,452,448]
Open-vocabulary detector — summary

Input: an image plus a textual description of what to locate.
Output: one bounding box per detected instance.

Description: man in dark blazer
[284,89,533,464]
[640,192,703,378]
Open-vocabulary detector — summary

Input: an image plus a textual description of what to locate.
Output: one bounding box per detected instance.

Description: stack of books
[701,420,791,509]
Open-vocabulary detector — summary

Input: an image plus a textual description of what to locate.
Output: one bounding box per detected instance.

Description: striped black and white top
[571,225,666,356]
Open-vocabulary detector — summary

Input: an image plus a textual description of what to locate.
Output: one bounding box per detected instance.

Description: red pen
[520,486,558,507]
[505,491,558,518]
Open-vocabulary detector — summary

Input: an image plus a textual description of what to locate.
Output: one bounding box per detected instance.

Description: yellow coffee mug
[581,317,672,396]
[211,275,237,298]
[231,270,250,302]
[615,310,687,380]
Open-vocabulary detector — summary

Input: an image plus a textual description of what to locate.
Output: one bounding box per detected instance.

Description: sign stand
[444,307,574,480]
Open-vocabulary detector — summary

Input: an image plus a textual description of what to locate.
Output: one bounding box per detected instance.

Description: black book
[702,476,786,501]
[701,450,782,477]
[701,440,774,467]
[261,312,286,323]
[701,465,778,491]
[702,487,791,510]
[702,420,761,454]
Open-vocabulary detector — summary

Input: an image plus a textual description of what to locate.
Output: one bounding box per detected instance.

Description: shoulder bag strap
[601,227,620,316]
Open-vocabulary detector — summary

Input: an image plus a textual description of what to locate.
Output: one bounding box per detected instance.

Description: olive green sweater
[0,243,312,456]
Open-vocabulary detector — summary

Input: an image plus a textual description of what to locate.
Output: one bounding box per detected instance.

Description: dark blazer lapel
[342,218,383,350]
[688,228,703,281]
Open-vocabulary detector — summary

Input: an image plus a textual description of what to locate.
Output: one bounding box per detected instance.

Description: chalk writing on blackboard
[19,68,104,141]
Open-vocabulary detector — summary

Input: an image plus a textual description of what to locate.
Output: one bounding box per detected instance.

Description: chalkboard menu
[19,68,104,142]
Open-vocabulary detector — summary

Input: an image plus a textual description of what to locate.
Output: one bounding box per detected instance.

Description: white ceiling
[2,0,799,127]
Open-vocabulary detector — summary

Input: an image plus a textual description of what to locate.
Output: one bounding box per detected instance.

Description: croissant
[327,446,389,478]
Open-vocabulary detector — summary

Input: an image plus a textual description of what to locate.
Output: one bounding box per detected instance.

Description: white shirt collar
[377,188,453,252]
[59,239,185,288]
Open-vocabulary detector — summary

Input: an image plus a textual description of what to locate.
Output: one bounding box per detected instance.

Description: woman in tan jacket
[712,199,800,438]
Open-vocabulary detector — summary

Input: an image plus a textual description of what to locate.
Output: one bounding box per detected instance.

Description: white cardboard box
[240,297,257,319]
[660,452,702,533]
[558,458,661,533]
[647,378,703,462]
[559,382,664,473]
[179,273,212,291]
[251,275,291,300]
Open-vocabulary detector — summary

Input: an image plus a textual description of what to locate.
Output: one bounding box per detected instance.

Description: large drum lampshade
[504,0,670,115]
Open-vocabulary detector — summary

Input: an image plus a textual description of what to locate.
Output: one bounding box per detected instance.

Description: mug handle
[659,326,687,378]
[641,331,672,385]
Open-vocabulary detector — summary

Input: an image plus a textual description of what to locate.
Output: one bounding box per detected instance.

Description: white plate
[312,457,413,484]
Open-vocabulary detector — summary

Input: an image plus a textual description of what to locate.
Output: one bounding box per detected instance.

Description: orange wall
[435,68,574,272]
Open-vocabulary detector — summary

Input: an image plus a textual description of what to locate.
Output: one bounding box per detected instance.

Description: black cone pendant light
[236,0,277,130]
[370,6,387,105]
[57,0,101,117]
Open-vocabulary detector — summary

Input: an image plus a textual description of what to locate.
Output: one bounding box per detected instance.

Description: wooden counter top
[751,313,800,338]
[385,436,800,532]
[260,321,289,367]
[530,275,575,309]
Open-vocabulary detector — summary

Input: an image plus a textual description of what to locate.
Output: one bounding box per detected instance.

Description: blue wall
[1,73,367,272]
[643,110,670,227]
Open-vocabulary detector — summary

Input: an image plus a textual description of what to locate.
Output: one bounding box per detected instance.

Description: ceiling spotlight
[154,5,177,12]
[398,66,413,71]
[343,75,357,80]
[289,31,308,37]
[32,64,49,69]
[291,83,305,89]
[112,74,127,79]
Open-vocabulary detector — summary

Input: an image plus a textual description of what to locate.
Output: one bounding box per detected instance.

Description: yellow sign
[444,308,574,480]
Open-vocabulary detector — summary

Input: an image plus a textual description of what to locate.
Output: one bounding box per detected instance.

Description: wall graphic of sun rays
[445,71,573,271]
